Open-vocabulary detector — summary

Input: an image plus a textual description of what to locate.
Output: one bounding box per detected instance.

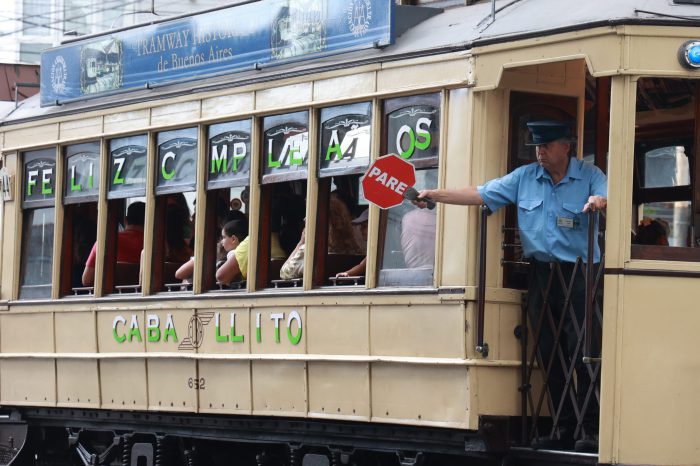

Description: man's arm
[82,266,95,287]
[415,187,484,207]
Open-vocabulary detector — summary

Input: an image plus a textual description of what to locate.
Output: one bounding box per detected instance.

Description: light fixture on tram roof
[679,40,700,69]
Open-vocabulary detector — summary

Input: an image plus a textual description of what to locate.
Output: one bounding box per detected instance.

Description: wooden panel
[313,73,376,102]
[370,305,465,358]
[473,366,521,416]
[59,117,102,141]
[147,359,197,412]
[1,359,56,405]
[151,101,201,127]
[198,360,251,414]
[104,110,150,133]
[201,92,254,119]
[4,124,58,148]
[250,307,306,355]
[371,364,469,426]
[56,359,99,408]
[144,309,194,353]
[0,313,54,352]
[97,311,146,353]
[308,362,369,420]
[256,83,312,111]
[100,359,147,410]
[197,308,250,354]
[55,311,96,353]
[377,60,468,93]
[252,361,306,417]
[306,306,368,355]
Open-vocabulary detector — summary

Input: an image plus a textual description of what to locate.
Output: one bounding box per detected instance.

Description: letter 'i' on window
[61,142,100,296]
[260,111,309,288]
[315,102,372,286]
[20,148,57,299]
[155,128,198,293]
[378,93,441,286]
[204,119,252,291]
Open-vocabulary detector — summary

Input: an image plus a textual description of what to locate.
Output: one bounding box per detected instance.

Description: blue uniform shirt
[477,158,607,263]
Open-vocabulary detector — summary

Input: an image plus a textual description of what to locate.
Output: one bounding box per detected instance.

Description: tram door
[504,92,578,289]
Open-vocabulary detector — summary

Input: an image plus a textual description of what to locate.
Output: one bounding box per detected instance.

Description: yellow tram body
[0,1,698,465]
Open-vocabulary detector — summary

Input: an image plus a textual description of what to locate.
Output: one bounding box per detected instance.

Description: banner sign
[319,101,372,178]
[207,119,252,190]
[262,111,309,184]
[40,0,394,106]
[108,135,148,200]
[64,141,100,204]
[23,148,56,209]
[156,128,198,194]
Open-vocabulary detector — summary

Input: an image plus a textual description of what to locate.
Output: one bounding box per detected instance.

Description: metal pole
[584,210,595,359]
[476,205,489,358]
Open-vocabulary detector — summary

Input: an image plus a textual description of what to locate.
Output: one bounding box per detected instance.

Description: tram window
[315,102,372,286]
[19,148,56,300]
[61,141,99,296]
[259,111,308,288]
[102,135,148,294]
[378,93,440,287]
[200,119,251,291]
[632,78,700,260]
[152,128,198,292]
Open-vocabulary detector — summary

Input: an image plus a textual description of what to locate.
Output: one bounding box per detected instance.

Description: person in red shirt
[82,202,145,287]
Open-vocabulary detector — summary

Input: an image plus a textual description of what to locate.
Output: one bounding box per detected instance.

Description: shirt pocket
[518,199,543,231]
[562,202,586,230]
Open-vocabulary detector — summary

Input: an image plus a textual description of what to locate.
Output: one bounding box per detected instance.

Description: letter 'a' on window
[315,102,372,286]
[631,78,700,261]
[154,128,198,292]
[60,141,99,297]
[377,93,441,287]
[259,111,308,288]
[204,119,252,292]
[20,148,56,300]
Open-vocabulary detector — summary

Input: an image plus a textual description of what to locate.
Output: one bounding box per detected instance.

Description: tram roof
[3,0,700,126]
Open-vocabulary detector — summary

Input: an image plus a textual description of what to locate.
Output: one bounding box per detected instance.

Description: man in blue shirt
[415,121,607,452]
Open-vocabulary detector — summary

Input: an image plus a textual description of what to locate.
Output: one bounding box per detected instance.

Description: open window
[101,135,147,294]
[60,141,99,296]
[315,102,372,286]
[19,148,56,300]
[631,78,700,261]
[203,119,252,291]
[258,111,308,289]
[377,93,440,287]
[152,128,197,292]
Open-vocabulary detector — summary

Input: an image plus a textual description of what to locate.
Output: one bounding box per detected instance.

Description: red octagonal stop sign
[362,154,416,209]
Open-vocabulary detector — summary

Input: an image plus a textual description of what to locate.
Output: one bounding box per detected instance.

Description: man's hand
[583,195,607,213]
[411,189,435,209]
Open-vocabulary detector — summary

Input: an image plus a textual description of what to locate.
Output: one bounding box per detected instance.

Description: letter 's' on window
[20,148,56,299]
[378,93,441,286]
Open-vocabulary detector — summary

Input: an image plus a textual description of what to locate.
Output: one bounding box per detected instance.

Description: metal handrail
[475,205,489,358]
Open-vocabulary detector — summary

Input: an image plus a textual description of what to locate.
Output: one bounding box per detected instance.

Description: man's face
[535,140,570,171]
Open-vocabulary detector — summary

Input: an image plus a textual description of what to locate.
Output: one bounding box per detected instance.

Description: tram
[0,0,698,465]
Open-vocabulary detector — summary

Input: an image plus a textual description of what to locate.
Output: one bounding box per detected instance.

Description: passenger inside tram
[82,201,144,287]
[280,192,361,280]
[215,218,250,285]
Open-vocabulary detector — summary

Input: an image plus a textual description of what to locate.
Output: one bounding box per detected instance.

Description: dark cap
[525,120,573,146]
